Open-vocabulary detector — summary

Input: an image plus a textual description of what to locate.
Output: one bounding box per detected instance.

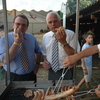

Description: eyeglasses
[14,23,27,27]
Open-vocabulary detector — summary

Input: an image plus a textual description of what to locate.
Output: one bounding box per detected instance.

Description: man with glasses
[0,15,41,82]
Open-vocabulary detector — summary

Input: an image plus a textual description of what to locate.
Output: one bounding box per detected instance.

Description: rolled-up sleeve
[34,37,41,53]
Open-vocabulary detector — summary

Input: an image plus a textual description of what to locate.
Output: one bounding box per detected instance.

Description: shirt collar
[24,33,27,40]
[50,31,55,38]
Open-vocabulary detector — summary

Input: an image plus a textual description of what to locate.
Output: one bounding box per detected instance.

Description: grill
[1,80,100,100]
[0,80,75,100]
[5,88,34,100]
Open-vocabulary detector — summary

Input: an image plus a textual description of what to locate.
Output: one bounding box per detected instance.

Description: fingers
[14,28,18,37]
[55,27,66,43]
[14,28,22,38]
[42,62,51,70]
[63,62,74,69]
[56,29,66,39]
[63,59,73,69]
[95,85,100,97]
[63,63,69,67]
[57,29,65,36]
[63,59,70,67]
[63,57,75,68]
[95,87,100,97]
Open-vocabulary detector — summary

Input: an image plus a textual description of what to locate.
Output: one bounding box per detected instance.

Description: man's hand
[42,60,51,70]
[95,85,100,97]
[63,54,78,68]
[14,28,23,38]
[55,29,66,44]
[14,28,24,44]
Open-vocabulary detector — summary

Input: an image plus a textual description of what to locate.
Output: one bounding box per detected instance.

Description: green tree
[67,0,98,16]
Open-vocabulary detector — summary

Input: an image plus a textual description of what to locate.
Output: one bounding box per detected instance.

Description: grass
[33,33,45,45]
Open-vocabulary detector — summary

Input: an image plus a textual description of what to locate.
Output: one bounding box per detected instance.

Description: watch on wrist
[60,42,67,47]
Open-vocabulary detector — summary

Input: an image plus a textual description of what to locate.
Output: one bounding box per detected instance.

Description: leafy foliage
[67,0,98,16]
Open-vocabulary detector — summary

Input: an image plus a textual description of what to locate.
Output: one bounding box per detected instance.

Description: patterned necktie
[51,35,59,72]
[19,43,30,71]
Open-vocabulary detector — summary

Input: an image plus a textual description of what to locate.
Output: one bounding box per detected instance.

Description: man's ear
[47,26,49,30]
[12,23,14,28]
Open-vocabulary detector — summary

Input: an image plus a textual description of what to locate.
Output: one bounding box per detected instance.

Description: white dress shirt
[41,29,80,69]
[97,44,100,52]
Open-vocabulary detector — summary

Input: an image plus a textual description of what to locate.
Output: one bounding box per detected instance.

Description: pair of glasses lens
[15,23,27,27]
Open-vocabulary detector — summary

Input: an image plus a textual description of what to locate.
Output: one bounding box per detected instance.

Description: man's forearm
[63,43,75,56]
[35,52,42,64]
[3,43,20,64]
[77,45,99,60]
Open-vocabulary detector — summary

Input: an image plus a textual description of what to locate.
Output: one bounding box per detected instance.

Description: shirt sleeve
[41,35,46,56]
[82,44,90,51]
[0,36,6,62]
[66,30,80,53]
[97,44,100,52]
[34,36,41,53]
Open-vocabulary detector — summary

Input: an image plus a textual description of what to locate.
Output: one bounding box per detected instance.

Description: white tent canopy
[0,9,50,33]
[0,0,66,11]
[0,0,66,33]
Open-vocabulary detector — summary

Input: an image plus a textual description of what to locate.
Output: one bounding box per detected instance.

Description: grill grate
[5,88,34,100]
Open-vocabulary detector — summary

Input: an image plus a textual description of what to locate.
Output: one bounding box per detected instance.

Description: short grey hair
[46,12,61,22]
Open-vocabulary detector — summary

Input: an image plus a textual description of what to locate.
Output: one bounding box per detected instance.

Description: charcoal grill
[0,80,75,100]
[1,87,34,100]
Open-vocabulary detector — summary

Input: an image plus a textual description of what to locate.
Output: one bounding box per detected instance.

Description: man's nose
[51,22,55,25]
[18,24,23,28]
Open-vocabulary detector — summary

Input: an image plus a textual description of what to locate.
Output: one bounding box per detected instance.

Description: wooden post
[13,9,16,17]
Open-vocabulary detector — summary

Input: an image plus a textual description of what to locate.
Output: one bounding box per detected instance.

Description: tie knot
[53,34,58,41]
[54,34,56,37]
